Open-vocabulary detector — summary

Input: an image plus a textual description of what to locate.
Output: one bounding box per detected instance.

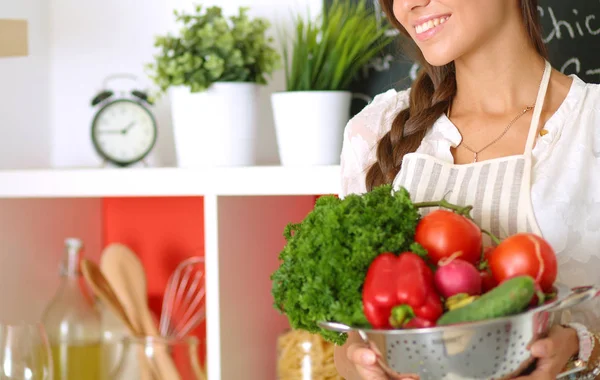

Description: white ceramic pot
[170,82,259,168]
[271,91,355,166]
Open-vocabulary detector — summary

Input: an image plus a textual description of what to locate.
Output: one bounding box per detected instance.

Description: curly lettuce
[270,185,422,345]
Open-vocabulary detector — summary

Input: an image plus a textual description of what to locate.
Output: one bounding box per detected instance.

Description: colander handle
[547,286,600,313]
[318,321,370,341]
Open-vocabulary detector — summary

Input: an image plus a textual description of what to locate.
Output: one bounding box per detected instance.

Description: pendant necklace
[448,103,534,163]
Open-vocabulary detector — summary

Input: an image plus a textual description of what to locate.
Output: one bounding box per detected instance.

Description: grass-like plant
[282,0,395,92]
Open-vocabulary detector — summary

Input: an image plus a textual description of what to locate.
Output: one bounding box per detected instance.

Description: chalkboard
[326,0,600,114]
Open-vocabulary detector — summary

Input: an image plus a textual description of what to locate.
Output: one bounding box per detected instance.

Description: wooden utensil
[100,243,182,380]
[81,258,158,380]
[81,258,139,334]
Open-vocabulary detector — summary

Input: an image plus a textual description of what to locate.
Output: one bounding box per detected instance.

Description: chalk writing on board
[561,58,600,81]
[539,6,600,43]
[538,5,600,80]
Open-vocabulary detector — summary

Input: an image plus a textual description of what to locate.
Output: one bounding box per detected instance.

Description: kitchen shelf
[0,166,334,380]
[0,165,341,198]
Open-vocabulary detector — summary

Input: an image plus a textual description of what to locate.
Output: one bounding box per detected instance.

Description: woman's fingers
[347,342,377,365]
[347,343,420,380]
[347,343,390,379]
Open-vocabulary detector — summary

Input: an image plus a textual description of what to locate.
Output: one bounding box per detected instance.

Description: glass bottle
[41,238,103,380]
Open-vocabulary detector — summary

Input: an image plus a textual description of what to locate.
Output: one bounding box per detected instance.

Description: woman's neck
[451,24,547,117]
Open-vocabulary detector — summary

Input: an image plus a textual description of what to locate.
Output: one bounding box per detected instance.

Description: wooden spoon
[100,243,182,380]
[81,258,139,334]
[81,258,158,380]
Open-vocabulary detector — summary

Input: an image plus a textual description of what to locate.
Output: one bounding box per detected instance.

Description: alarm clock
[90,74,158,167]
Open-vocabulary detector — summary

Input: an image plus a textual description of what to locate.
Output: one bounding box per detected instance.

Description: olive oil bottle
[42,238,103,380]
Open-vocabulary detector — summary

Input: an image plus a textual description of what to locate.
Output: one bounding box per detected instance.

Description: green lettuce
[271,185,422,345]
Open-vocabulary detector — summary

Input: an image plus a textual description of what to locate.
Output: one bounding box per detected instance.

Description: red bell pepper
[363,252,443,329]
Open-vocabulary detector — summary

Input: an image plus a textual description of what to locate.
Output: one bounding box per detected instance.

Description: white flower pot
[271,91,353,166]
[170,82,259,168]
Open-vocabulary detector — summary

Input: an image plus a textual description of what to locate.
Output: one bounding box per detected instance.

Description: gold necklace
[448,103,534,163]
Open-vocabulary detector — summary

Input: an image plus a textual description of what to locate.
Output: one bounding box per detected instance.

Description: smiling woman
[334,0,600,379]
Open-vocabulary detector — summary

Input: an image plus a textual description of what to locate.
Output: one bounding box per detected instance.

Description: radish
[434,258,482,298]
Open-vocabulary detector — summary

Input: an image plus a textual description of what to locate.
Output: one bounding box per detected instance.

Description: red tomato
[415,210,482,265]
[529,282,544,308]
[483,246,495,261]
[488,233,557,292]
[480,269,497,293]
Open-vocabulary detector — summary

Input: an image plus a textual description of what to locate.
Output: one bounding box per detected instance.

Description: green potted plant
[146,5,281,167]
[271,0,394,166]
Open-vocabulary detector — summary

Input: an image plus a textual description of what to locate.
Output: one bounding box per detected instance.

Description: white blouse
[340,75,600,328]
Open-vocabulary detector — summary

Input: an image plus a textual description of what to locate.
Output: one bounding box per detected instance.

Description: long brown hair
[365,0,548,191]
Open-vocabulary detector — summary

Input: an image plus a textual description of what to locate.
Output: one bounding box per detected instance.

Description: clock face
[91,99,157,166]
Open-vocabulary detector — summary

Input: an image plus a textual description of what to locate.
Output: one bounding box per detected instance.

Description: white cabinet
[0,166,340,379]
[0,1,334,378]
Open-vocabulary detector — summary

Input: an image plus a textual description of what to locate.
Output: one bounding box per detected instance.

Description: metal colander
[320,284,599,380]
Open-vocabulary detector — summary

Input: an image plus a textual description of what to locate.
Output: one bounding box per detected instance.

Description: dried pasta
[277,329,343,380]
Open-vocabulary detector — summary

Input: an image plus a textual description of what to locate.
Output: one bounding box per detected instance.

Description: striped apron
[393,61,552,244]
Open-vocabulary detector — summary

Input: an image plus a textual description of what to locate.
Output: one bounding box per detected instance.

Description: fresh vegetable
[529,282,546,307]
[363,252,443,329]
[414,210,482,265]
[480,269,497,292]
[437,276,536,325]
[488,233,557,292]
[434,258,482,298]
[445,293,478,311]
[271,185,422,345]
[404,317,436,329]
[478,247,497,292]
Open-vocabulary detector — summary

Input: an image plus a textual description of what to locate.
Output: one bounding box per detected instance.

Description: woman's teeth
[415,16,449,34]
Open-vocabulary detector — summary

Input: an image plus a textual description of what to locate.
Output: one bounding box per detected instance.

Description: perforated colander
[320,284,599,380]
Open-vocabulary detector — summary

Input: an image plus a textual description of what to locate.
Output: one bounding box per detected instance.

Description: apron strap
[524,60,552,155]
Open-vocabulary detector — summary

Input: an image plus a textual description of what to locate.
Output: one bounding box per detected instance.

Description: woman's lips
[414,15,451,41]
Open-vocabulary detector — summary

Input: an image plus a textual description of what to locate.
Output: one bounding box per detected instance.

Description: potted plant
[271,0,394,166]
[147,5,281,167]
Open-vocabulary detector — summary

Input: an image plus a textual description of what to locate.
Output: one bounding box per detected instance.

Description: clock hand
[123,122,136,133]
[98,129,125,134]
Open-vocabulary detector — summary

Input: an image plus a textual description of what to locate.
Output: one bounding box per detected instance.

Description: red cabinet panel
[102,196,206,363]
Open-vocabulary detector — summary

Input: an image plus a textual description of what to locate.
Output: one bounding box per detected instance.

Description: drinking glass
[0,323,53,380]
[106,336,206,380]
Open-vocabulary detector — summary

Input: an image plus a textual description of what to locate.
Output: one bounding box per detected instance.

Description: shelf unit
[0,166,341,198]
[0,165,341,380]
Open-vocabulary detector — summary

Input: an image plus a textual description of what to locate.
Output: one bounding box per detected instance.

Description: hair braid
[366,62,456,190]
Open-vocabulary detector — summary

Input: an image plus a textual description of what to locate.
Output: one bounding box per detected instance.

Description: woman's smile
[413,14,452,41]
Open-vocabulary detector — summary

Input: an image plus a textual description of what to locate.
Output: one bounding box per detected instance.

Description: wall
[49,0,323,169]
[0,198,103,324]
[0,0,51,169]
[49,0,174,168]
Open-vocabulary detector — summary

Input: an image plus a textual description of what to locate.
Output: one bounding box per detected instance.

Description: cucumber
[437,276,535,325]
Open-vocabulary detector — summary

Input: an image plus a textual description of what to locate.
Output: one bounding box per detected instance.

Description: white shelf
[0,166,341,198]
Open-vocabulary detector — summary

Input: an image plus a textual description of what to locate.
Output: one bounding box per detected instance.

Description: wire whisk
[159,256,206,339]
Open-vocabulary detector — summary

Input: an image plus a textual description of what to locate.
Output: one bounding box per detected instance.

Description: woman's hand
[346,342,419,380]
[513,325,579,379]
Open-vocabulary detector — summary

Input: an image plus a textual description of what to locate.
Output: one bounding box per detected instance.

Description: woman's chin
[425,56,454,67]
[422,53,455,68]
